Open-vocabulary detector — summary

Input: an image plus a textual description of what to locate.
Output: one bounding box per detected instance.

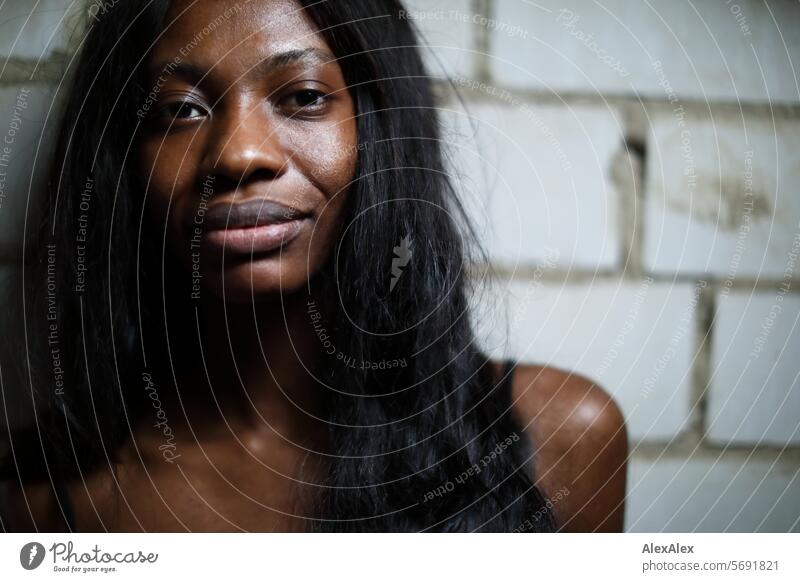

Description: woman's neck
[165,289,328,448]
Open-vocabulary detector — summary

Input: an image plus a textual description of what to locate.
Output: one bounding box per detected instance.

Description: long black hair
[12,0,554,532]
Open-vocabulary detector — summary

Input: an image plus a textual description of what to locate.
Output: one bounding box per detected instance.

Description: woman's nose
[200,102,289,186]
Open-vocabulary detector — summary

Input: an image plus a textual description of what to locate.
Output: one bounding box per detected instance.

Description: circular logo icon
[20,542,46,570]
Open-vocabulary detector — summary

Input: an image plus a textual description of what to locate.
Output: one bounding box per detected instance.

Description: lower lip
[203,219,306,255]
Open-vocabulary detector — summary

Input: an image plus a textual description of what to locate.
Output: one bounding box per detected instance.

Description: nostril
[205,174,237,194]
[246,168,282,183]
[204,168,281,196]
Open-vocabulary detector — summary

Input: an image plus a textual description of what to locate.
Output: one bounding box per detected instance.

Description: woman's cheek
[292,121,358,198]
[139,143,189,252]
[141,140,194,208]
[144,137,198,189]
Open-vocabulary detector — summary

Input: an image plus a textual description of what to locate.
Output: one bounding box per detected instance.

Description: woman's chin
[200,262,311,303]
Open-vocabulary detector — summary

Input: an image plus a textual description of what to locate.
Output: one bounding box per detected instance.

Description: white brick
[491,0,800,103]
[0,85,59,256]
[400,0,477,78]
[626,454,800,532]
[707,292,800,446]
[0,0,75,59]
[643,107,800,279]
[443,100,621,270]
[473,278,702,441]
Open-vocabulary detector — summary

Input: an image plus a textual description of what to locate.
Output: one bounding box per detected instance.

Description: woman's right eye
[156,100,208,123]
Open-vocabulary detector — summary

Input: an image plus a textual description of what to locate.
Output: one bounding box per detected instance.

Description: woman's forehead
[154,0,328,68]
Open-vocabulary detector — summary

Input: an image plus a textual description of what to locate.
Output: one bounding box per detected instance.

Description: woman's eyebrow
[255,47,337,71]
[150,47,337,84]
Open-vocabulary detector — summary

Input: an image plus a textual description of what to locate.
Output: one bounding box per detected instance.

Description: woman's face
[139,0,357,302]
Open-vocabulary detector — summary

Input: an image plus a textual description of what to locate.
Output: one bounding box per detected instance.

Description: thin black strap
[52,474,76,532]
[502,358,517,391]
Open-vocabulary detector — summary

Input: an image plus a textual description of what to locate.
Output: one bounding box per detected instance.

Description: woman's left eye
[280,89,330,115]
[164,101,206,120]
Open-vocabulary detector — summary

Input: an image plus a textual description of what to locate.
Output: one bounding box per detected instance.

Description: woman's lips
[199,198,309,255]
[202,198,306,229]
[203,218,307,255]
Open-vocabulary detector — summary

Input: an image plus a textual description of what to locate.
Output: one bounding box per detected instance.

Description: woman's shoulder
[497,360,629,531]
[507,363,626,442]
[0,425,72,532]
[1,476,66,532]
[0,446,66,532]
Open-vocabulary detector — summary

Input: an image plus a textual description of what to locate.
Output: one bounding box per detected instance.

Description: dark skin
[5,0,627,532]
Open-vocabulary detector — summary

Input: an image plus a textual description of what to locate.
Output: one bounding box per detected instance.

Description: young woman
[1,0,627,532]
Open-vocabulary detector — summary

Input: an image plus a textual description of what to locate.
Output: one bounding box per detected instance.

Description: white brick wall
[455,0,800,532]
[627,454,800,532]
[1,0,799,532]
[708,292,800,446]
[643,106,800,279]
[401,0,478,78]
[0,84,59,258]
[444,100,622,270]
[0,0,75,59]
[475,278,698,441]
[490,0,800,103]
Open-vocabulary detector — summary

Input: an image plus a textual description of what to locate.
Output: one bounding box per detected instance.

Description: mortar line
[473,0,492,84]
[688,282,716,442]
[631,440,800,462]
[466,264,800,294]
[436,80,800,117]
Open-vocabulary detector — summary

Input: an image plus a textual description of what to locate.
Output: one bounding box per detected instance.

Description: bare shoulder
[1,478,65,532]
[499,362,628,532]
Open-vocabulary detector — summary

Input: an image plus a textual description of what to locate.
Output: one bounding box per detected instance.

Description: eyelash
[152,88,331,128]
[277,88,331,117]
[151,98,208,127]
[161,101,206,121]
